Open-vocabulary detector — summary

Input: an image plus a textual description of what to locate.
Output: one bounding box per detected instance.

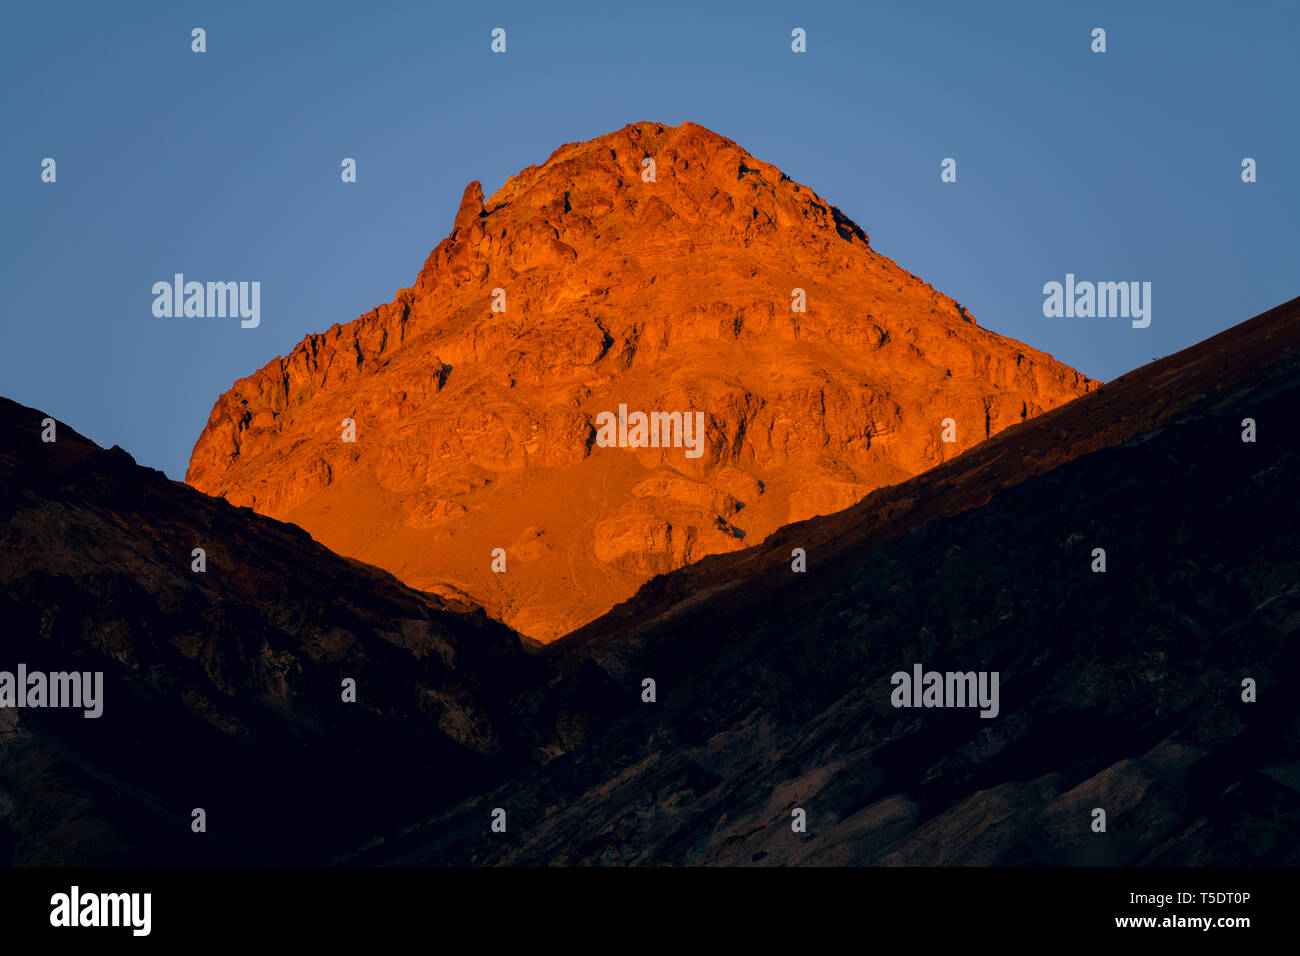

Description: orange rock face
[186,121,1095,641]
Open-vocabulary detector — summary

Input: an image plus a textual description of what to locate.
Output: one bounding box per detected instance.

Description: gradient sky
[3,0,1296,479]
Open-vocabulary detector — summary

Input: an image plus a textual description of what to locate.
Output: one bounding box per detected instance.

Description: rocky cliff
[186,121,1094,640]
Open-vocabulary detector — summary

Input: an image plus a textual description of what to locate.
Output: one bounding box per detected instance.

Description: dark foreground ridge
[0,404,546,864]
[2,295,1298,865]
[369,295,1300,865]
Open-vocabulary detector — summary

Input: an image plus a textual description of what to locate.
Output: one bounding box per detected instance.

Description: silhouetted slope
[0,399,546,865]
[362,296,1300,865]
[4,297,1296,867]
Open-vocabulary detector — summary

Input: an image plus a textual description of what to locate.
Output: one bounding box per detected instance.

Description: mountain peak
[414,121,872,301]
[187,122,1094,640]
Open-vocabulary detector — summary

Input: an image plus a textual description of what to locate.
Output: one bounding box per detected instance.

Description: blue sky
[3,0,1296,479]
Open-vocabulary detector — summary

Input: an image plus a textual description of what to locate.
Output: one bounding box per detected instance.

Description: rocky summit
[186,121,1094,641]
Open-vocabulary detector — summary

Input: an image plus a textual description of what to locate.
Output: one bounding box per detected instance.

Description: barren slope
[364,295,1300,866]
[0,398,544,864]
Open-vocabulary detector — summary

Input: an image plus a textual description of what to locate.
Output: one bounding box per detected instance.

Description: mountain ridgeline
[3,295,1297,864]
[186,121,1094,642]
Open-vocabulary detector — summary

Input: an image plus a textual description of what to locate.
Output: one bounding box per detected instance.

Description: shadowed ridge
[358,293,1300,866]
[0,397,547,865]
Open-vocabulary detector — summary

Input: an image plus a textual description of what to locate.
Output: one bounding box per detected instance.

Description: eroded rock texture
[187,121,1093,640]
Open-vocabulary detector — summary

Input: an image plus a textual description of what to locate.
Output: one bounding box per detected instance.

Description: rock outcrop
[186,121,1095,640]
